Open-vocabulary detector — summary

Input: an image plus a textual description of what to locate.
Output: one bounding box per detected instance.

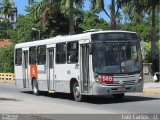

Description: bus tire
[33,79,39,95]
[73,82,83,102]
[113,93,124,100]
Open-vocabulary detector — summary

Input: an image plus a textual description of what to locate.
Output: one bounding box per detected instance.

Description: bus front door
[47,49,54,91]
[23,50,29,88]
[80,44,90,93]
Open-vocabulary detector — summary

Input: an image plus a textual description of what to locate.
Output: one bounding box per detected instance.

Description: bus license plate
[118,87,125,91]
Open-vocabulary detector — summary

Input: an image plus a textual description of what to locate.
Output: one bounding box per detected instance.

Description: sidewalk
[143,82,160,94]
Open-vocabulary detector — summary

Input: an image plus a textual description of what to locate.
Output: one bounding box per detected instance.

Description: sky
[13,0,111,22]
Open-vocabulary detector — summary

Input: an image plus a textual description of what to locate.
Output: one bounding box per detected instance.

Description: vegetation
[120,0,160,61]
[143,41,160,73]
[0,20,11,39]
[28,0,85,35]
[0,0,159,72]
[9,15,40,43]
[0,0,14,19]
[91,0,123,30]
[120,0,160,73]
[79,11,109,30]
[0,44,14,72]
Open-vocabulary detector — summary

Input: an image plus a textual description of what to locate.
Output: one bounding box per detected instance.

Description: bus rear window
[15,48,22,65]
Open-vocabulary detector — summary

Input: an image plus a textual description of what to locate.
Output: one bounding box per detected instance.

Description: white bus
[14,30,143,102]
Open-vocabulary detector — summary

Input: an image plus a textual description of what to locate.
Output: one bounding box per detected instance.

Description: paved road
[0,83,160,114]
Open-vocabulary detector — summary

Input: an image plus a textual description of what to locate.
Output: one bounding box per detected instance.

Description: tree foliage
[120,0,160,61]
[91,0,123,30]
[0,44,14,72]
[0,20,11,39]
[9,15,40,43]
[29,0,85,35]
[123,19,152,42]
[79,11,109,30]
[42,12,69,38]
[143,40,160,73]
[0,0,14,19]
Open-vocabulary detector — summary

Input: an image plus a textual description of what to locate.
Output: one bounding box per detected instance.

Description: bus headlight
[139,76,142,80]
[139,72,143,80]
[138,72,143,83]
[94,74,99,82]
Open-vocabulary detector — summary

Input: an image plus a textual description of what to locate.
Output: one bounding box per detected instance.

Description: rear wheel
[113,93,124,100]
[73,82,83,102]
[33,79,39,95]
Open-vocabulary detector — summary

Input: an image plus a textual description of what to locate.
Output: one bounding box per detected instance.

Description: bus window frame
[56,42,66,64]
[29,46,37,65]
[15,48,22,66]
[37,45,46,65]
[67,41,79,64]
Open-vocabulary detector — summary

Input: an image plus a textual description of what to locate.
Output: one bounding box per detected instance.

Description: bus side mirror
[89,44,92,54]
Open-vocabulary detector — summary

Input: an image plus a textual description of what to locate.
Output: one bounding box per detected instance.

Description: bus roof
[15,30,137,49]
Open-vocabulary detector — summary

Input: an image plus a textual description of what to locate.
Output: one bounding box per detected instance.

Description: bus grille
[107,80,136,86]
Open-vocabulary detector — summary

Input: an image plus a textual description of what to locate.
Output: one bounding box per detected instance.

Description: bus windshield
[92,42,142,74]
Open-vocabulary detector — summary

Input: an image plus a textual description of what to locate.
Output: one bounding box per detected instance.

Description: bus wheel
[33,79,39,95]
[113,93,124,100]
[73,82,83,102]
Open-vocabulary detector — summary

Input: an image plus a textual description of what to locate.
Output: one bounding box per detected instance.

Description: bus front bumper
[92,81,143,95]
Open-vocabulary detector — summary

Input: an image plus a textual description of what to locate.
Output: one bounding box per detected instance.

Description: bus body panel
[15,66,23,88]
[135,80,143,92]
[37,65,48,91]
[54,64,80,93]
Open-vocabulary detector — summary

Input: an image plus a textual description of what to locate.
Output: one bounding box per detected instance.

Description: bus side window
[29,46,37,64]
[15,48,22,65]
[67,42,78,64]
[56,43,66,64]
[37,45,46,65]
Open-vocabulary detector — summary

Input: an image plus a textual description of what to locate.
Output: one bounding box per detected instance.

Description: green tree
[0,0,14,19]
[120,0,160,60]
[143,40,160,72]
[123,15,159,42]
[144,0,159,61]
[9,15,40,43]
[0,20,11,39]
[28,0,85,35]
[79,11,109,30]
[26,2,73,37]
[0,44,14,72]
[120,0,144,23]
[91,0,123,30]
[42,12,69,37]
[124,23,149,42]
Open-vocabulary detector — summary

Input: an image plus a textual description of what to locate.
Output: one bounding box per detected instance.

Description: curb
[0,80,15,84]
[143,89,160,94]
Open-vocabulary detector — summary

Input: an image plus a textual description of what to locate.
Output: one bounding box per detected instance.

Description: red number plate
[100,76,114,84]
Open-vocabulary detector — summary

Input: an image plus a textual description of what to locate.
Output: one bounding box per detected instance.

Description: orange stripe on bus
[30,64,38,79]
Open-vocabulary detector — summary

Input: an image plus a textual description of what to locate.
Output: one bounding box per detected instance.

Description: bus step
[48,90,55,93]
